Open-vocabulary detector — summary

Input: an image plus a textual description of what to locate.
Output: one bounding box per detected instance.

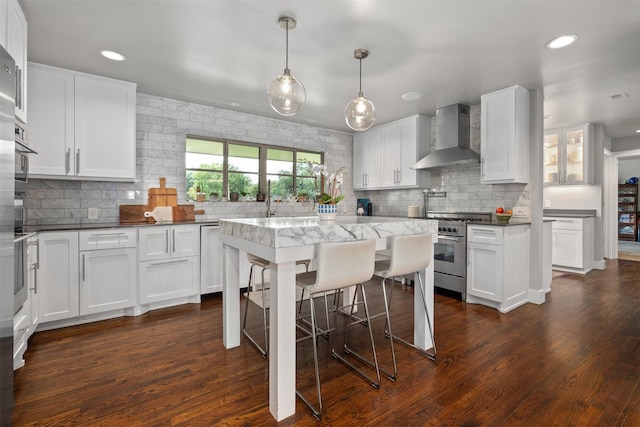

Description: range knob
[451,227,457,234]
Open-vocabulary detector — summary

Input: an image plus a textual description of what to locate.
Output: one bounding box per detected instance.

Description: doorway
[607,148,640,261]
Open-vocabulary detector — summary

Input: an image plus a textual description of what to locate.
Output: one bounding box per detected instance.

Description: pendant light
[268,16,306,116]
[344,49,376,131]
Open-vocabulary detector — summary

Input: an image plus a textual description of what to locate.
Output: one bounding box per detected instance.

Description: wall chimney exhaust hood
[411,103,479,170]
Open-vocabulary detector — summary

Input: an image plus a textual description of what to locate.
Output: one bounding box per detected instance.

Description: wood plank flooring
[12,259,640,426]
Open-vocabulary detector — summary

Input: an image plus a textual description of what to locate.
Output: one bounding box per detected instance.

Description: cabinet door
[139,227,170,261]
[467,242,503,302]
[201,227,222,294]
[352,133,367,190]
[139,257,200,304]
[80,248,137,315]
[27,237,39,335]
[27,64,75,176]
[7,0,27,122]
[563,126,587,185]
[172,225,200,258]
[480,85,529,184]
[551,228,582,268]
[39,232,79,323]
[74,75,136,180]
[543,131,561,185]
[398,117,419,187]
[366,127,382,188]
[0,0,7,48]
[381,122,401,187]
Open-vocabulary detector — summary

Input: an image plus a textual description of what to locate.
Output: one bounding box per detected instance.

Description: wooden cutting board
[148,177,178,211]
[144,206,173,222]
[119,204,198,223]
[119,205,150,223]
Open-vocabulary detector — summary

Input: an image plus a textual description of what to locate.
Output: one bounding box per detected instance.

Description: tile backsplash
[24,95,530,225]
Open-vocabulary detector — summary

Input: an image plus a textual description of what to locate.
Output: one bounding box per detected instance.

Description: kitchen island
[218,215,437,421]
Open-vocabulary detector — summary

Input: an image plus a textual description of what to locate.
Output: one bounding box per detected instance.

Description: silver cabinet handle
[65,148,71,174]
[76,149,80,175]
[438,235,462,242]
[82,254,86,281]
[172,229,176,253]
[150,258,189,267]
[165,229,169,254]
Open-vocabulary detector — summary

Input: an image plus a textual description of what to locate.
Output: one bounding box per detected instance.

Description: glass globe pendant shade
[268,68,306,116]
[345,91,376,131]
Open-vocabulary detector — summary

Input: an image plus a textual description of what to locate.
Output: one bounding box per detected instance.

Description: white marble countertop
[219,215,437,249]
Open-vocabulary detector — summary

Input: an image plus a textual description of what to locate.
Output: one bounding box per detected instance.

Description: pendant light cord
[285,20,289,71]
[359,57,362,93]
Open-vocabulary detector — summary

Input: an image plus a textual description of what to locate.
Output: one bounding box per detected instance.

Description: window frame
[185,134,324,198]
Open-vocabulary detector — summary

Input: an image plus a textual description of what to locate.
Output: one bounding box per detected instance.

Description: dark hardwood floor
[12,259,640,426]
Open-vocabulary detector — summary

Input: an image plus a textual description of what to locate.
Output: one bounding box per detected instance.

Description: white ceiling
[20,0,640,139]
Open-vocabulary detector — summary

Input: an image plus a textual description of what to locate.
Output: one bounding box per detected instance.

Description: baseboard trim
[528,289,547,305]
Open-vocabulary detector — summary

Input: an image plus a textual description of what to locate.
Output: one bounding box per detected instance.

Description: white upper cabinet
[543,123,593,186]
[5,0,27,122]
[353,127,381,190]
[28,62,137,181]
[0,1,7,49]
[480,85,530,184]
[353,115,430,190]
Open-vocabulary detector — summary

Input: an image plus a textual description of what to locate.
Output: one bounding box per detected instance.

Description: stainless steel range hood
[411,103,479,170]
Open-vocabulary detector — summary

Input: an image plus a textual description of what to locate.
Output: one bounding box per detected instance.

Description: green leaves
[318,193,344,204]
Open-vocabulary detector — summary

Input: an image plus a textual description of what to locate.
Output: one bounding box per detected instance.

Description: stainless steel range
[426,211,492,300]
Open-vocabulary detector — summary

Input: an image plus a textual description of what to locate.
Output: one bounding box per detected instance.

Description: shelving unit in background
[618,184,638,241]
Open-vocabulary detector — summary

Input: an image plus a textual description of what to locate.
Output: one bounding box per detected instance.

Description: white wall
[612,135,640,152]
[618,158,640,181]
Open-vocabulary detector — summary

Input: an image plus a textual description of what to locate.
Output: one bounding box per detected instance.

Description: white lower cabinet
[544,216,594,273]
[200,226,222,294]
[139,225,200,304]
[466,225,530,313]
[39,231,80,323]
[79,230,137,315]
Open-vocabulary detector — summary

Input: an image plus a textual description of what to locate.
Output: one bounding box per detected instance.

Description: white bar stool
[295,239,377,419]
[242,253,309,358]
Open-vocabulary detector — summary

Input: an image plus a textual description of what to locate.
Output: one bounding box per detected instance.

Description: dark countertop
[470,219,531,227]
[24,219,219,234]
[543,209,596,218]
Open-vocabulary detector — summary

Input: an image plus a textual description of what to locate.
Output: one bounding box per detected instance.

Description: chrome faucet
[266,180,275,217]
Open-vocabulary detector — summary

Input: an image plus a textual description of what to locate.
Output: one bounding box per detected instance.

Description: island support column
[222,243,241,348]
[269,260,298,421]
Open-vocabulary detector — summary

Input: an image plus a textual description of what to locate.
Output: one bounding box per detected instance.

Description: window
[185,136,323,200]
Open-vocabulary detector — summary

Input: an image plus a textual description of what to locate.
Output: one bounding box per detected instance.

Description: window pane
[267,174,293,197]
[297,177,317,196]
[186,170,224,201]
[229,144,259,173]
[297,152,322,176]
[267,148,293,175]
[229,172,259,196]
[187,138,224,155]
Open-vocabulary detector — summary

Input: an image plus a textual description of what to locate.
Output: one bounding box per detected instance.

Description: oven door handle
[438,235,462,242]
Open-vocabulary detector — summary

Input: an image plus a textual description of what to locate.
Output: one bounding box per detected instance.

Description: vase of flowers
[312,164,344,221]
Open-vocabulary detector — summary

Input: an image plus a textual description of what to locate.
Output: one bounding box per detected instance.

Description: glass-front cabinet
[543,124,593,186]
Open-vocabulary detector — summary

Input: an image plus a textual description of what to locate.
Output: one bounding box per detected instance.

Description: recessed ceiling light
[544,115,554,120]
[100,50,126,61]
[546,35,578,49]
[401,91,423,101]
[635,129,640,133]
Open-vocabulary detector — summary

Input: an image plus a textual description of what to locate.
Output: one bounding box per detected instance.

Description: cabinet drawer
[546,217,583,231]
[467,226,503,245]
[13,305,30,344]
[79,229,136,250]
